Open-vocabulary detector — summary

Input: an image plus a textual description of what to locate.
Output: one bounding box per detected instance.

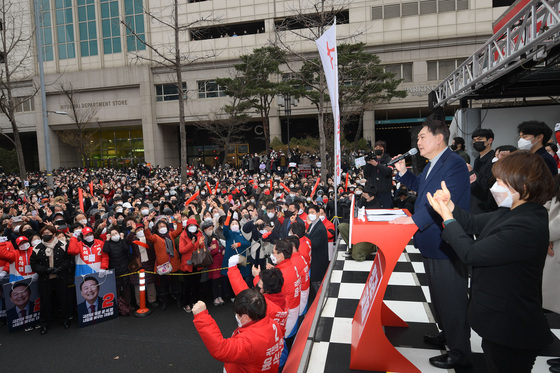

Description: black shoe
[429,353,468,369]
[160,300,168,311]
[549,358,560,366]
[40,326,48,335]
[424,332,446,347]
[551,366,560,373]
[63,320,70,329]
[148,301,159,308]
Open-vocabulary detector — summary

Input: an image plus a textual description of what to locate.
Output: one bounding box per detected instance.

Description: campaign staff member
[68,226,107,276]
[193,289,284,373]
[427,151,554,373]
[0,236,39,282]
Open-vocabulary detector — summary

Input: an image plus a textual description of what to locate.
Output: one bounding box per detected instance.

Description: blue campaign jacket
[396,148,470,259]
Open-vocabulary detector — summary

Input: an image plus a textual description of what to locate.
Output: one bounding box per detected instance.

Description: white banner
[315,20,341,185]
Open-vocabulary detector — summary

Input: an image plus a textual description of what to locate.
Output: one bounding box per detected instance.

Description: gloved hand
[47,267,57,274]
[52,267,63,275]
[0,270,7,280]
[187,260,193,266]
[98,269,107,278]
[31,273,39,282]
[228,255,240,268]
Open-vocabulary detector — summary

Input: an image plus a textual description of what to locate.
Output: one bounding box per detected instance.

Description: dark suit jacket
[78,297,104,316]
[471,150,495,213]
[7,303,33,321]
[279,216,304,238]
[397,148,470,259]
[306,220,329,283]
[443,203,553,350]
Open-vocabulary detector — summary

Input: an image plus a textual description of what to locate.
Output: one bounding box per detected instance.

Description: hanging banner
[75,271,118,328]
[3,278,41,332]
[315,20,341,185]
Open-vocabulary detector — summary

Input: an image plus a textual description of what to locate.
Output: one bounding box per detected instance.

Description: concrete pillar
[269,115,281,143]
[457,108,481,162]
[363,110,375,146]
[140,68,162,165]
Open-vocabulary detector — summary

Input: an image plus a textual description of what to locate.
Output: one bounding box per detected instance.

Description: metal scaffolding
[430,0,560,108]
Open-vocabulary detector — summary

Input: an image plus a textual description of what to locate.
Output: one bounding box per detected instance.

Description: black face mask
[374,149,383,156]
[42,234,53,242]
[284,210,293,219]
[473,141,486,152]
[54,219,66,226]
[23,229,35,237]
[450,144,458,151]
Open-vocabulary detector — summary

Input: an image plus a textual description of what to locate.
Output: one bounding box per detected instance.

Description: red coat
[228,266,288,336]
[275,259,300,311]
[298,236,311,264]
[208,238,223,280]
[322,217,335,242]
[291,252,310,292]
[194,309,284,373]
[179,231,204,272]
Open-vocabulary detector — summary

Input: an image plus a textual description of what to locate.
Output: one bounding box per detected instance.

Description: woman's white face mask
[490,181,518,208]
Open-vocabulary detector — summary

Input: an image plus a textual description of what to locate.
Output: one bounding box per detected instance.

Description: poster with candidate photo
[3,278,41,333]
[75,271,118,328]
[0,278,7,321]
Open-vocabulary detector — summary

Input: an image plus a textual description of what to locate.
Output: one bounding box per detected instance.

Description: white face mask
[204,228,213,236]
[136,230,145,238]
[80,219,87,226]
[490,182,517,208]
[31,239,41,247]
[84,235,94,243]
[267,212,275,219]
[19,243,31,251]
[111,235,120,242]
[158,227,168,235]
[308,214,317,222]
[187,226,198,233]
[270,254,277,265]
[141,209,149,216]
[319,215,326,221]
[517,137,534,151]
[231,225,240,232]
[235,314,243,328]
[298,209,304,215]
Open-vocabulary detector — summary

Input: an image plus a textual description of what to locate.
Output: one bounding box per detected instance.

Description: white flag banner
[315,20,341,186]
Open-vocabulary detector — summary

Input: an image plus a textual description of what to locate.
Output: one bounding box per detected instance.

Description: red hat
[186,218,198,227]
[323,197,329,203]
[15,236,29,246]
[135,223,144,230]
[82,227,94,235]
[264,190,270,195]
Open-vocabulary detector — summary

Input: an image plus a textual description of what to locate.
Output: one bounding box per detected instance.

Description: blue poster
[75,271,118,328]
[3,278,40,332]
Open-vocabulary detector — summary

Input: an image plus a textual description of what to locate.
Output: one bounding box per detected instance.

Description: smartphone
[32,210,37,216]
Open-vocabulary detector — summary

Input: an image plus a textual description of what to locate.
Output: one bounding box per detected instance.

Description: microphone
[386,148,418,166]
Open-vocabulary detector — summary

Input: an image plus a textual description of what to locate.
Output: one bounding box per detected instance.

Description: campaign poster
[3,278,41,332]
[75,271,118,328]
[0,278,7,321]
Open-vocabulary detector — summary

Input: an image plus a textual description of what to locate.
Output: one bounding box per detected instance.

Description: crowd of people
[1,118,560,372]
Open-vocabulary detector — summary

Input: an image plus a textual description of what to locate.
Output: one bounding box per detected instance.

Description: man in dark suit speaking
[78,276,103,316]
[390,115,472,369]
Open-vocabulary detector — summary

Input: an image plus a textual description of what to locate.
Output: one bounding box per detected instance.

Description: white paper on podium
[365,209,407,222]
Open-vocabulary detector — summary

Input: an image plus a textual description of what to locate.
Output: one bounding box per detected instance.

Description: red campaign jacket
[298,236,311,264]
[193,309,284,373]
[275,259,300,311]
[0,241,34,278]
[179,231,204,272]
[228,266,288,336]
[322,217,335,242]
[67,236,108,274]
[291,252,310,292]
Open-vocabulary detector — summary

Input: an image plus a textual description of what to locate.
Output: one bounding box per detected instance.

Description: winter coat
[144,224,183,272]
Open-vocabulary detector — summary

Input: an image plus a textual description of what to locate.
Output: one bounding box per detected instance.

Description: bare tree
[56,83,100,167]
[0,0,39,188]
[272,0,366,182]
[121,0,218,184]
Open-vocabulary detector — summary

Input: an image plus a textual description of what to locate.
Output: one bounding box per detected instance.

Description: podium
[349,202,419,372]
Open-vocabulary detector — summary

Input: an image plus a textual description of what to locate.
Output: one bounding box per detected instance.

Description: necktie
[90,305,95,314]
[425,161,432,179]
[20,309,26,325]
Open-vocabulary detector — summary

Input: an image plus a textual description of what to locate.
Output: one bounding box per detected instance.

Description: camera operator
[363,140,393,208]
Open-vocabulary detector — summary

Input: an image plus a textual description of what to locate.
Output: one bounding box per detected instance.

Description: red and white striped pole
[134,269,152,317]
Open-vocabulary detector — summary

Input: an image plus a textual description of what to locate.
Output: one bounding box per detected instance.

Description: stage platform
[305,243,560,373]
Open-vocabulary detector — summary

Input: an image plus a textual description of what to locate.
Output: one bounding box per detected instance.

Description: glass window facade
[124,0,146,52]
[77,0,98,57]
[155,83,187,102]
[89,128,144,168]
[101,0,122,54]
[198,80,226,98]
[39,0,54,61]
[55,0,76,59]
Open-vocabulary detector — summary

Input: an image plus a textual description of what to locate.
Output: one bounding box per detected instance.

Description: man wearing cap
[0,236,39,282]
[68,226,109,277]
